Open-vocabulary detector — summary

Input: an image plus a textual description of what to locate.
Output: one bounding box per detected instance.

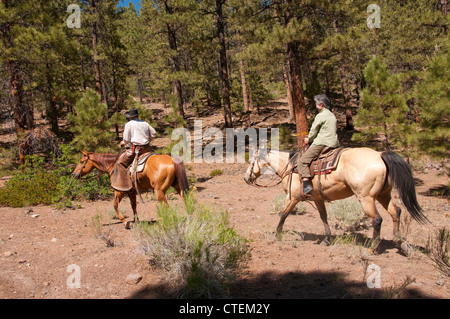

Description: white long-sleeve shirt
[122,119,156,146]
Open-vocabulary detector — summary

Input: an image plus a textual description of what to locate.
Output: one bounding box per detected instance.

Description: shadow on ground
[127,268,433,299]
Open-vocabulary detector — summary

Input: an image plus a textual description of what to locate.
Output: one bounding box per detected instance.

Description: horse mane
[91,152,121,172]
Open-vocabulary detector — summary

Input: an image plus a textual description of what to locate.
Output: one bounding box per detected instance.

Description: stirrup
[303,182,313,195]
[297,193,311,200]
[297,180,313,200]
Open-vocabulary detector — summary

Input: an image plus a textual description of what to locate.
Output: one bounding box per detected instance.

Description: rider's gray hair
[314,94,331,109]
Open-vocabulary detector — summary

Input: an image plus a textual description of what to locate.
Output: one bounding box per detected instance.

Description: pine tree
[412,43,450,159]
[68,89,115,152]
[352,57,412,152]
[0,0,36,132]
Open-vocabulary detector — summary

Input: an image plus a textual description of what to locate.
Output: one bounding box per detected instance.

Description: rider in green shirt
[298,94,339,196]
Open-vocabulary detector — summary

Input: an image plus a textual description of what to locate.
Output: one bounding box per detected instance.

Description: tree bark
[8,60,34,132]
[441,0,448,15]
[287,42,308,149]
[239,59,250,128]
[165,2,185,118]
[90,1,103,101]
[216,0,233,128]
[282,61,294,121]
[1,0,34,132]
[45,63,59,135]
[333,18,354,131]
[237,29,250,127]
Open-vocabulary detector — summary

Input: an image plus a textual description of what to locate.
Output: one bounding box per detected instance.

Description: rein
[249,150,297,188]
[80,151,122,180]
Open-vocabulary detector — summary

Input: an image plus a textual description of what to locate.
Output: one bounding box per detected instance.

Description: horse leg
[128,189,139,223]
[360,196,383,253]
[314,200,332,246]
[113,191,126,225]
[377,193,402,242]
[276,197,300,240]
[155,189,168,205]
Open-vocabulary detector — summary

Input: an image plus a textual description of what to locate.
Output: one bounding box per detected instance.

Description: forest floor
[0,99,449,299]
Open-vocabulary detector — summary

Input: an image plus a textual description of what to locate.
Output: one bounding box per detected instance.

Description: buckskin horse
[72,150,189,228]
[244,147,430,251]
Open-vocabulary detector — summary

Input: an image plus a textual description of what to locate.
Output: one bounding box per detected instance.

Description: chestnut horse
[72,150,189,228]
[244,148,430,249]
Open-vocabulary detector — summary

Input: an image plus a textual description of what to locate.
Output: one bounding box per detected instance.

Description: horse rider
[297,94,339,196]
[111,107,156,191]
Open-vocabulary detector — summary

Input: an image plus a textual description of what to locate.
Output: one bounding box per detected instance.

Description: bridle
[247,149,295,188]
[74,151,121,180]
[73,155,100,180]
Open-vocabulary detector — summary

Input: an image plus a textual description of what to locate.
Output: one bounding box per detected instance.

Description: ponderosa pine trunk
[165,2,185,118]
[287,42,308,149]
[216,0,233,128]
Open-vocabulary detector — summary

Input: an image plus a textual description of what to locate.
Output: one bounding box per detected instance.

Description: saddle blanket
[290,147,347,175]
[135,152,154,173]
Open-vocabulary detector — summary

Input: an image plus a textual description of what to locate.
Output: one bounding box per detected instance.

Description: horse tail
[381,151,430,225]
[172,157,189,198]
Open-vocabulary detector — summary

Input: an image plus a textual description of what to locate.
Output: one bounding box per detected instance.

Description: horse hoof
[368,247,381,255]
[275,232,283,241]
[320,239,331,246]
[400,242,414,256]
[125,221,132,229]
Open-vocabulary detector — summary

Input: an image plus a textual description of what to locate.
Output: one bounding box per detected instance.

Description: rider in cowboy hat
[297,94,339,196]
[120,107,156,150]
[111,107,156,191]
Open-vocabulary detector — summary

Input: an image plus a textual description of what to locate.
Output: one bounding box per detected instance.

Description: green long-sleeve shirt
[308,108,339,148]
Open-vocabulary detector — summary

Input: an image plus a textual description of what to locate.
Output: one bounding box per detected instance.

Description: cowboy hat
[125,107,139,119]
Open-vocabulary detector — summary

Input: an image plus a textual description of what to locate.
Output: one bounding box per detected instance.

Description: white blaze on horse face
[72,158,86,178]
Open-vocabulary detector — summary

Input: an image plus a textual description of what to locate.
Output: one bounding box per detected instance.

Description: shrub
[0,144,112,208]
[135,193,248,298]
[209,169,223,177]
[0,156,59,207]
[426,227,450,277]
[328,197,369,232]
[50,143,112,207]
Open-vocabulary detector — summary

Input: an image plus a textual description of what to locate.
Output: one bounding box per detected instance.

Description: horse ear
[81,150,88,156]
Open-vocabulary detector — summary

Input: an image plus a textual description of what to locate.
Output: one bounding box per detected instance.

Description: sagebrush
[134,193,248,298]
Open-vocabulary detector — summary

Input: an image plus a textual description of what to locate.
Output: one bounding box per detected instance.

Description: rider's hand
[304,137,309,144]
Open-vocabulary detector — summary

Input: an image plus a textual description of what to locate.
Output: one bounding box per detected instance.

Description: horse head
[244,149,269,185]
[72,150,96,179]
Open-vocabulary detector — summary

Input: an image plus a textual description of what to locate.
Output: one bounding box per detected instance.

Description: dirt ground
[0,100,449,299]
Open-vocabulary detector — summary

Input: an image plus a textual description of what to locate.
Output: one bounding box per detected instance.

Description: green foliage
[51,143,111,207]
[275,126,295,151]
[352,57,412,151]
[135,192,248,298]
[411,45,450,159]
[68,89,115,152]
[0,144,112,208]
[0,156,58,207]
[209,169,223,177]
